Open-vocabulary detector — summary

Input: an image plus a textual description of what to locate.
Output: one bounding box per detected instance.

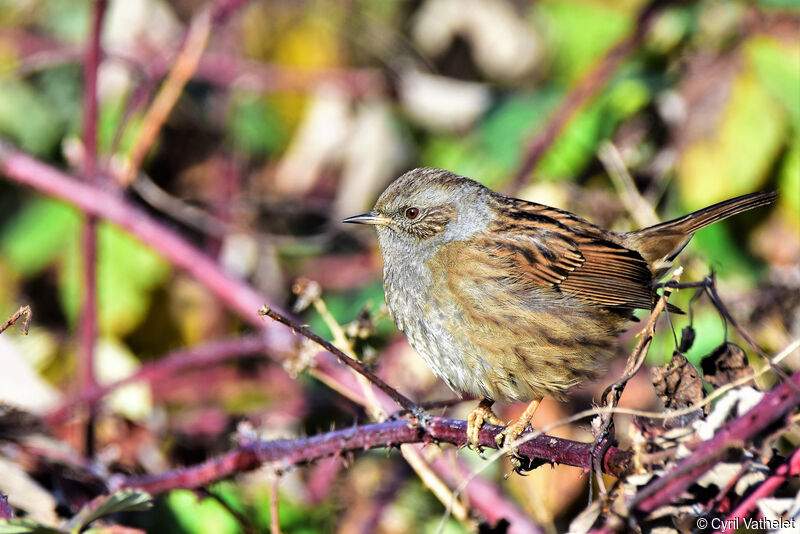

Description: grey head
[343,168,493,260]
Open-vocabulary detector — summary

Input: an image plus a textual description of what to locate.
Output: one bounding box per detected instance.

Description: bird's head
[343,168,491,257]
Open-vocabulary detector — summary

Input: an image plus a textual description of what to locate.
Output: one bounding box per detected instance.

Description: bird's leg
[495,397,542,452]
[466,398,503,450]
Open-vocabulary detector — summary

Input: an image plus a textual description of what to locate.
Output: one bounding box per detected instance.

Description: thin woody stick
[288,280,471,522]
[598,141,660,228]
[0,305,32,336]
[119,8,212,186]
[293,278,386,420]
[257,306,426,423]
[601,267,683,409]
[591,268,682,494]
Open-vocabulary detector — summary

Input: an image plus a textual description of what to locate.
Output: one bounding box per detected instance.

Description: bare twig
[591,268,681,495]
[722,446,800,527]
[269,475,282,534]
[0,305,32,336]
[293,278,387,420]
[598,141,660,228]
[630,367,800,516]
[78,0,107,460]
[511,0,679,191]
[258,306,425,423]
[601,268,683,409]
[119,8,212,186]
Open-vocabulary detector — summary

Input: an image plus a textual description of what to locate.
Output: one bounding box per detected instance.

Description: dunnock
[344,168,775,450]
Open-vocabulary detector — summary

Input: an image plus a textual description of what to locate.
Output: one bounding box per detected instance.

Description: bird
[343,168,776,452]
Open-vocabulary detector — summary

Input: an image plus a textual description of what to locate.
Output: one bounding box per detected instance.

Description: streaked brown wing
[485,199,655,310]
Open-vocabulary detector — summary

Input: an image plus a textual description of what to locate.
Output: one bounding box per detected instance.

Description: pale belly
[383,263,621,402]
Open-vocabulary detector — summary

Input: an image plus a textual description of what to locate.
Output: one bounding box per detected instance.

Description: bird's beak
[342,210,390,226]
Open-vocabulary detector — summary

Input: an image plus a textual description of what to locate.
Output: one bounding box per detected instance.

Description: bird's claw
[494,423,541,473]
[466,401,503,451]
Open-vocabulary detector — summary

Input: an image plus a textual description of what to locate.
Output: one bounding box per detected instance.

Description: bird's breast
[382,258,476,393]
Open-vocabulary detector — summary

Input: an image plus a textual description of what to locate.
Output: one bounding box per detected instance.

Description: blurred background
[0,0,798,532]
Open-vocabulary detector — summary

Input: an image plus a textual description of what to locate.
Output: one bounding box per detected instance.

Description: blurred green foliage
[0,0,798,531]
[0,199,169,335]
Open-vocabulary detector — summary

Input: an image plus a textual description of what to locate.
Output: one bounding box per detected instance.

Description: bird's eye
[405,207,420,220]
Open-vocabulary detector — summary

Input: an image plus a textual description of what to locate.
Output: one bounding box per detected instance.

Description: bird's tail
[625,191,777,272]
[639,191,777,236]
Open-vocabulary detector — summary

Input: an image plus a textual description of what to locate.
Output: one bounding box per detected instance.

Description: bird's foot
[466,399,503,451]
[494,420,530,470]
[494,398,543,472]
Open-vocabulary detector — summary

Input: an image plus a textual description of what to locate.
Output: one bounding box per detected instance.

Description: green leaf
[535,1,633,84]
[0,80,63,156]
[35,66,83,138]
[530,77,650,182]
[778,138,800,217]
[421,135,507,189]
[98,95,144,156]
[480,88,562,173]
[64,490,152,533]
[747,36,800,128]
[0,198,80,276]
[1,198,169,334]
[0,519,63,534]
[166,490,240,534]
[677,70,786,209]
[227,92,287,156]
[690,223,758,281]
[38,0,89,43]
[94,223,170,336]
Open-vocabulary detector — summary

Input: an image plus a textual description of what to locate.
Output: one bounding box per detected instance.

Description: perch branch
[111,415,631,495]
[77,0,107,460]
[0,144,541,531]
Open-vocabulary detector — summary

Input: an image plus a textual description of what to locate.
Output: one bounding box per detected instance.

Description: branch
[45,334,284,424]
[5,35,383,99]
[722,446,800,528]
[630,368,800,516]
[77,0,107,459]
[258,306,425,423]
[111,415,631,494]
[511,0,680,191]
[0,145,537,530]
[119,8,212,186]
[0,305,32,336]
